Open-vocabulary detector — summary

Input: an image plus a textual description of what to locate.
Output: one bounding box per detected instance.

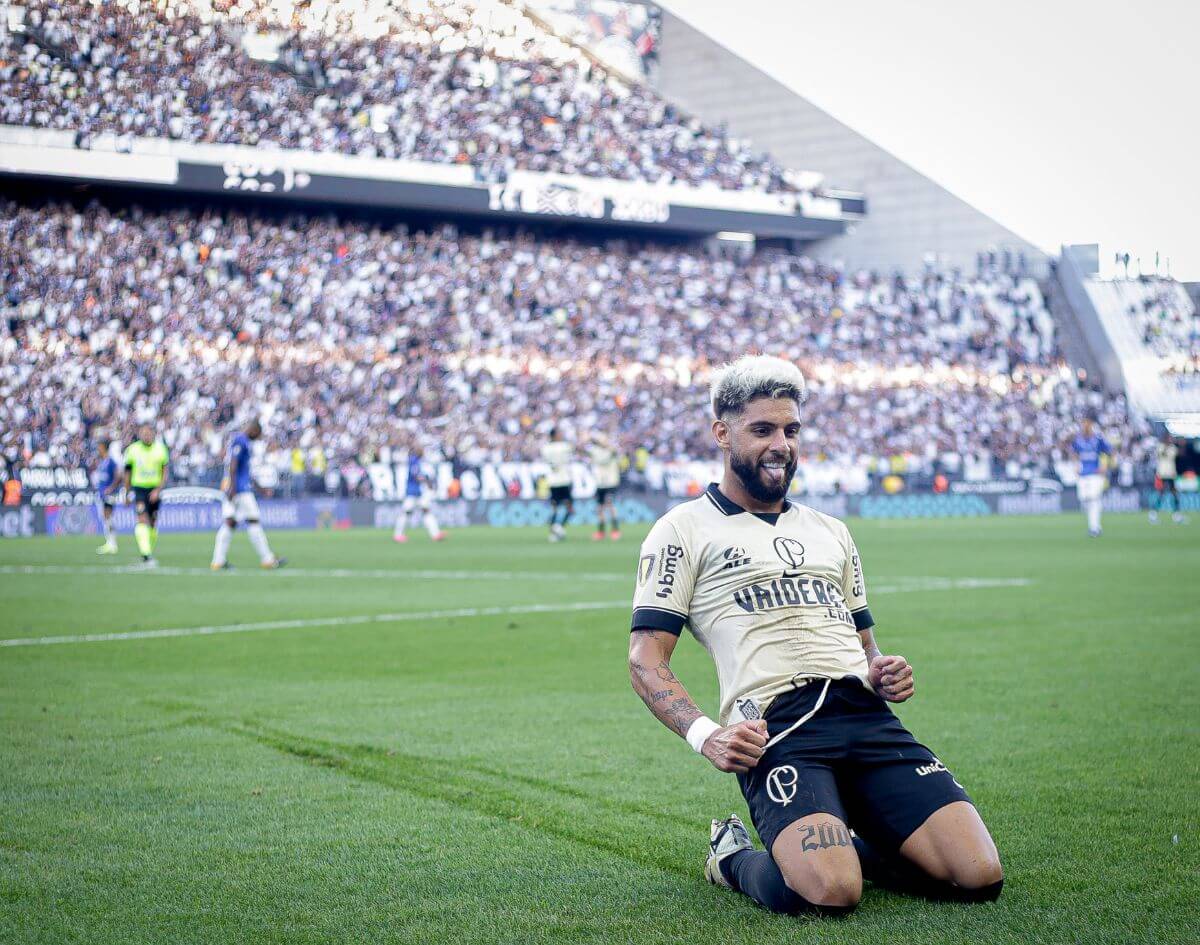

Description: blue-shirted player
[211,420,285,570]
[1071,417,1112,537]
[392,444,446,543]
[94,439,122,555]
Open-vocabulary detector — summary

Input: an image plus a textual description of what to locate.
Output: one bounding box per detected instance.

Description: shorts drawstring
[764,677,832,750]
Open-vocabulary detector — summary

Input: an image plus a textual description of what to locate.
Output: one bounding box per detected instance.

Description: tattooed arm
[629,628,767,773]
[627,628,703,736]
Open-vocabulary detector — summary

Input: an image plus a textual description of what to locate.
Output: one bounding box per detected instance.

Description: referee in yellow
[124,423,169,567]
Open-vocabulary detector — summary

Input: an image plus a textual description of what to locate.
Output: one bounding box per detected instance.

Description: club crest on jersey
[773,537,805,570]
[766,765,799,806]
[722,546,751,570]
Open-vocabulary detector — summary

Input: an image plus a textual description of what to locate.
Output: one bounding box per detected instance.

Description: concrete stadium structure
[653,8,1047,276]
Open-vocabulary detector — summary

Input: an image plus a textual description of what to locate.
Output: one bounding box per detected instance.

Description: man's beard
[730,449,796,504]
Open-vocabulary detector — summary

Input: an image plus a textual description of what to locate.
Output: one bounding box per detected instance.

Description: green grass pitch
[1,513,1196,944]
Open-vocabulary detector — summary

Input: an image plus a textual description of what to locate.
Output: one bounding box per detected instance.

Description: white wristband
[685,716,721,754]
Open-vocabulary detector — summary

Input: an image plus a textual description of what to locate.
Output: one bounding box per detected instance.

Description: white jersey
[632,484,872,726]
[542,440,573,488]
[1156,443,1179,479]
[589,442,621,490]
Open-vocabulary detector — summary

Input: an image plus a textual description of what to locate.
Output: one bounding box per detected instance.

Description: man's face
[715,397,801,504]
[1082,419,1094,438]
[138,425,153,445]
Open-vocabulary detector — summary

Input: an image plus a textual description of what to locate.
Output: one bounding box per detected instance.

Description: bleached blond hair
[709,355,807,418]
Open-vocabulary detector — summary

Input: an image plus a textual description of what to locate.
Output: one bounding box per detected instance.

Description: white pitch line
[871,577,1032,593]
[0,564,626,583]
[0,576,1035,649]
[0,565,1032,592]
[0,600,629,648]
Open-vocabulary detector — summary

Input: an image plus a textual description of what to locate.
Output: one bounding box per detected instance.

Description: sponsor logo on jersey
[655,544,684,599]
[735,697,762,720]
[732,575,854,625]
[722,546,751,570]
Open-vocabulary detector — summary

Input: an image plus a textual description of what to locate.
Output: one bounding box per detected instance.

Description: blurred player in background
[392,443,446,543]
[93,438,121,555]
[1072,417,1112,537]
[1149,432,1185,524]
[124,423,168,567]
[542,427,574,542]
[588,432,622,541]
[211,420,286,570]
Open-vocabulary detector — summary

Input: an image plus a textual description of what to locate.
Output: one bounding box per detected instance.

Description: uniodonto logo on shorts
[766,765,799,806]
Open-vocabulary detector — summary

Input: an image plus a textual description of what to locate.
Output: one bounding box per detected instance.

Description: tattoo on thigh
[795,821,853,852]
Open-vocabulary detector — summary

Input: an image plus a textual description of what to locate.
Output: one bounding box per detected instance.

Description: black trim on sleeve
[631,607,687,635]
[852,607,875,632]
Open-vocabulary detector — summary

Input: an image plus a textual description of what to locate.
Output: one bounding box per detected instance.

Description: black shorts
[737,677,971,855]
[595,486,617,504]
[549,485,573,503]
[132,486,161,517]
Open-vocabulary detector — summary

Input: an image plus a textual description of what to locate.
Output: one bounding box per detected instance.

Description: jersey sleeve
[840,524,874,631]
[631,517,696,636]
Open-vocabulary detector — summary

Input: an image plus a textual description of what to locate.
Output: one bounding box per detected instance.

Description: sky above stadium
[660,0,1199,280]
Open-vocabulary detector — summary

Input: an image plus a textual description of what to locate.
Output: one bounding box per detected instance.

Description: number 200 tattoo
[797,822,852,851]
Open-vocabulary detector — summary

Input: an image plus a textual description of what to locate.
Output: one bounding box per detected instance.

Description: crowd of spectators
[1,196,1156,491]
[1,0,797,192]
[1123,278,1200,384]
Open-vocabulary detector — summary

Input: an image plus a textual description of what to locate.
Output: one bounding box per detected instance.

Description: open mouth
[759,459,790,487]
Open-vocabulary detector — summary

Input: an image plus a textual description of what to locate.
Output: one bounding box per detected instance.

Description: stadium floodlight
[716,231,755,242]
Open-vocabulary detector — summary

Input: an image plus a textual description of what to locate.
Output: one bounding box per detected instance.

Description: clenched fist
[869,654,915,703]
[700,719,769,773]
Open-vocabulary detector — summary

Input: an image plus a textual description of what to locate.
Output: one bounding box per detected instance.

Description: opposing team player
[1071,417,1112,537]
[124,423,169,567]
[392,443,446,543]
[211,420,286,570]
[93,438,122,555]
[588,432,622,541]
[1149,432,1185,524]
[628,355,1002,918]
[542,427,574,542]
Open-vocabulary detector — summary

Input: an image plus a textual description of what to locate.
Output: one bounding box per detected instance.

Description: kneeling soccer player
[628,355,1003,917]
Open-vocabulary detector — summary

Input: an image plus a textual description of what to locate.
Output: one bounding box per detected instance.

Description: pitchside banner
[23,486,1179,537]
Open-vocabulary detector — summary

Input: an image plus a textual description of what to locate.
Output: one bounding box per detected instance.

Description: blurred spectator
[0,196,1155,488]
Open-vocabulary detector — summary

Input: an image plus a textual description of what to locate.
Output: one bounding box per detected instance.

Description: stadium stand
[0,0,796,192]
[0,196,1154,491]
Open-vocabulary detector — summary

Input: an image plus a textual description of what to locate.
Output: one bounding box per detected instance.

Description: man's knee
[948,856,1004,898]
[780,865,862,912]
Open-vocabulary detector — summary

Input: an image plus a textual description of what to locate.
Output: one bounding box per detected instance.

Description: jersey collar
[705,482,793,517]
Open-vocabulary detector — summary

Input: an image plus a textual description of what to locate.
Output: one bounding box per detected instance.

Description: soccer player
[211,420,285,570]
[628,355,1002,918]
[392,444,446,543]
[588,432,622,541]
[1072,417,1112,537]
[542,427,574,542]
[124,423,169,567]
[1149,432,1185,524]
[93,438,121,555]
